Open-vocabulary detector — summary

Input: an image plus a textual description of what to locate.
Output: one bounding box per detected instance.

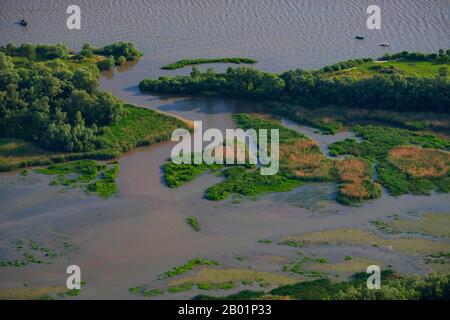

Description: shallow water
[0,0,450,299]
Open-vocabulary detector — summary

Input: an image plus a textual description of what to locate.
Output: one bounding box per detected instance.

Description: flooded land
[0,0,449,299]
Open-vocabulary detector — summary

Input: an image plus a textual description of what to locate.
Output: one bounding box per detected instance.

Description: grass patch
[204,166,302,200]
[98,104,187,153]
[338,59,450,80]
[161,57,257,70]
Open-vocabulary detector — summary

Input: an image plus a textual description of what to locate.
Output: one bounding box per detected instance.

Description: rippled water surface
[0,0,449,299]
[1,0,449,71]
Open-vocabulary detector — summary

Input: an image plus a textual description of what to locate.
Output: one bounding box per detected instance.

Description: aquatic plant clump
[388,145,449,178]
[161,57,257,70]
[159,258,220,279]
[186,216,201,232]
[35,160,119,198]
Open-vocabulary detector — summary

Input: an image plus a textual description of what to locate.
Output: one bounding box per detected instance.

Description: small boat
[355,36,364,40]
[19,19,28,26]
[380,42,390,47]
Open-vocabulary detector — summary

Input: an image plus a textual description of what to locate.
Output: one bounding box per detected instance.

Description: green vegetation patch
[99,104,187,153]
[159,258,219,279]
[162,113,384,205]
[162,57,257,70]
[329,125,450,196]
[186,216,201,232]
[34,160,119,198]
[204,166,303,201]
[129,286,164,297]
[163,158,221,188]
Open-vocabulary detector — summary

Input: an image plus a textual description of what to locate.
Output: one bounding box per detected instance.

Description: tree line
[139,49,450,114]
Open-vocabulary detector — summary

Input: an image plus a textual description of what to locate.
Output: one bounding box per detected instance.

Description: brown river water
[0,0,449,299]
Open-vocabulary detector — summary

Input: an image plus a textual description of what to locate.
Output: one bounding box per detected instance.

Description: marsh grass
[163,114,389,205]
[329,125,450,196]
[388,145,449,178]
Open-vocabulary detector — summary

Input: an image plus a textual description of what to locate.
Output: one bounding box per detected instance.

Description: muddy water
[1,78,449,298]
[1,0,450,299]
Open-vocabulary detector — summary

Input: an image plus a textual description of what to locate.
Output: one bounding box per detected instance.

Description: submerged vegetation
[335,158,381,205]
[0,238,74,268]
[161,57,257,70]
[35,160,119,198]
[0,43,186,171]
[159,258,220,279]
